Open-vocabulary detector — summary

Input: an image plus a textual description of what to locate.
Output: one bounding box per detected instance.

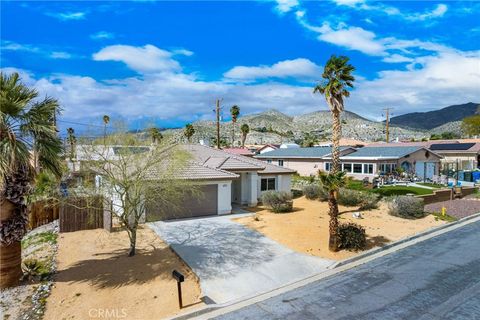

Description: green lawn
[416,182,445,189]
[372,185,434,197]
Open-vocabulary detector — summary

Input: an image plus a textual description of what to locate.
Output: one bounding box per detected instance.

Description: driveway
[212,219,480,319]
[148,215,334,304]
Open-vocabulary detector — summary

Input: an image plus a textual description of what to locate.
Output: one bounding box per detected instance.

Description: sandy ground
[235,196,445,261]
[44,226,204,320]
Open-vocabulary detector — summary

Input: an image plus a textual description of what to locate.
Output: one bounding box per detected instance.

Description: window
[278,160,284,167]
[363,164,374,174]
[267,159,272,164]
[325,162,332,172]
[343,163,352,173]
[353,163,362,173]
[261,178,276,191]
[380,163,396,173]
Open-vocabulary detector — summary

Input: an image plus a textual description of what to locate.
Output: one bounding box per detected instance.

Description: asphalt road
[213,220,480,320]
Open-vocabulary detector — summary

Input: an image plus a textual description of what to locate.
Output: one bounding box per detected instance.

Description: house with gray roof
[256,145,443,181]
[322,146,443,181]
[255,146,356,176]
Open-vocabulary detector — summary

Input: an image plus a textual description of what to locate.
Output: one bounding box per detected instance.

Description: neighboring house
[255,147,356,176]
[223,147,255,157]
[280,143,300,149]
[369,140,480,171]
[322,146,443,181]
[316,138,368,148]
[257,144,280,154]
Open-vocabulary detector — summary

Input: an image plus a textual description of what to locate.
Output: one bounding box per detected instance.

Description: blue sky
[1,1,479,133]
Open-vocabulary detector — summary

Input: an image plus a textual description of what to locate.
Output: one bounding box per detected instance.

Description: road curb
[332,211,480,268]
[168,212,480,320]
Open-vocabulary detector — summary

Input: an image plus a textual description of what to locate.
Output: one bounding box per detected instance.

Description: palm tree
[230,105,240,146]
[66,127,76,161]
[102,115,110,145]
[302,132,319,147]
[148,127,163,144]
[240,124,250,147]
[184,123,195,143]
[313,55,355,252]
[0,72,62,288]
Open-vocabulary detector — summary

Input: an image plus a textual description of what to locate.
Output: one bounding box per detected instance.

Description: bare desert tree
[74,133,198,256]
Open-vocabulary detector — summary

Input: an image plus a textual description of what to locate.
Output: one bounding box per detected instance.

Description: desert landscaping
[234,196,445,260]
[44,227,203,320]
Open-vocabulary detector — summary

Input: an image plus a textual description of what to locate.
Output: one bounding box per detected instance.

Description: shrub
[337,188,379,210]
[359,193,380,210]
[338,188,364,206]
[303,184,321,200]
[387,196,425,219]
[261,191,293,213]
[291,189,303,199]
[21,259,49,281]
[338,223,367,251]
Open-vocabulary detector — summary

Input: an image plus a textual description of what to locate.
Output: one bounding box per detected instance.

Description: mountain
[389,102,479,130]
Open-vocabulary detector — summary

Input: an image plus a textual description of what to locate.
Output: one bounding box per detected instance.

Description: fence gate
[59,196,105,233]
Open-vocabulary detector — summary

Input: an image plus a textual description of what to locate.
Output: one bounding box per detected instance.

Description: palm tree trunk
[331,110,341,174]
[0,199,23,288]
[327,190,340,251]
[241,133,246,147]
[328,109,342,252]
[232,121,235,147]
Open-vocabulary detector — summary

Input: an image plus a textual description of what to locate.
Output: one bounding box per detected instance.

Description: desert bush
[261,191,293,213]
[337,188,379,210]
[21,258,49,281]
[291,189,303,199]
[303,184,321,200]
[359,193,380,210]
[338,223,367,251]
[387,196,425,219]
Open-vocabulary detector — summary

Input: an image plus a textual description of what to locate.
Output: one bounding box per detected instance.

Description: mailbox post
[172,270,185,309]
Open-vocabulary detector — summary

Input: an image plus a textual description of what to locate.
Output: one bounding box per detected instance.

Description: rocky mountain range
[163,103,477,145]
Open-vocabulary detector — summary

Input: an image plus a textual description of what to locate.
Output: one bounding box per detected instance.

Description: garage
[146,184,218,221]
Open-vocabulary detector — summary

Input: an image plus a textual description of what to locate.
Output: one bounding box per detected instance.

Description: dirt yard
[234,196,445,261]
[44,226,204,320]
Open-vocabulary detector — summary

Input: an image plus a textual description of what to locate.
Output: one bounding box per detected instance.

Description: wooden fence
[28,199,59,230]
[417,186,478,205]
[59,196,112,233]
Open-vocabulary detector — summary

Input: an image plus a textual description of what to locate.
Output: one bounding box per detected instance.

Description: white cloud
[381,54,413,64]
[90,31,115,40]
[223,58,322,81]
[92,44,183,73]
[274,0,299,13]
[405,4,448,21]
[317,23,385,55]
[46,11,87,21]
[172,49,194,56]
[1,40,74,59]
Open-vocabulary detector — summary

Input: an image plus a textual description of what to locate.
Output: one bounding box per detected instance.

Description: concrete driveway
[148,215,334,304]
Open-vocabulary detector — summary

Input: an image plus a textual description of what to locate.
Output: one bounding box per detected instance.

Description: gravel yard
[425,199,480,219]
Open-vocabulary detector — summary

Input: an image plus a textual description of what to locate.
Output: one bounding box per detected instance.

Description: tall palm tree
[0,72,62,288]
[148,127,163,145]
[184,123,195,143]
[102,115,110,145]
[313,55,355,252]
[66,127,76,161]
[240,124,250,147]
[230,105,240,146]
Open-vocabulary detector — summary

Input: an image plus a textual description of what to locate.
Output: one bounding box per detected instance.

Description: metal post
[177,281,183,309]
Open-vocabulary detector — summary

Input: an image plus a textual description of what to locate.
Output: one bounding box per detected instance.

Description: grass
[416,183,444,189]
[431,212,458,222]
[22,231,58,250]
[372,185,434,197]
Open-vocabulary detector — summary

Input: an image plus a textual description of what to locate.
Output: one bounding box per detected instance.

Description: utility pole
[215,99,221,149]
[383,107,393,143]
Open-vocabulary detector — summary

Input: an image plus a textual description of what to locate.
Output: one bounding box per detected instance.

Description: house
[82,144,294,221]
[322,146,443,181]
[368,140,480,172]
[316,138,368,148]
[257,144,280,154]
[280,143,300,149]
[255,146,356,176]
[223,147,255,157]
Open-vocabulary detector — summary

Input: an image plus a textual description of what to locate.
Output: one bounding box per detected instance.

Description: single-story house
[322,146,443,181]
[257,144,280,154]
[255,146,356,176]
[95,144,295,221]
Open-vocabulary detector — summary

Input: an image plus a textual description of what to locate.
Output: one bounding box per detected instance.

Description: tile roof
[223,148,255,156]
[341,146,424,159]
[183,144,295,174]
[255,146,353,158]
